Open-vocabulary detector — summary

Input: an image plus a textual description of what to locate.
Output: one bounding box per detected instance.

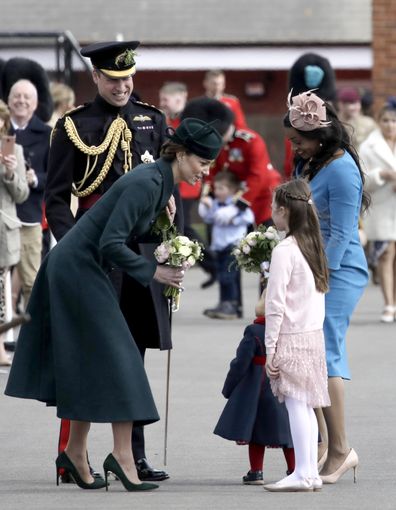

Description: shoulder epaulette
[235,129,255,142]
[62,103,89,118]
[134,100,163,114]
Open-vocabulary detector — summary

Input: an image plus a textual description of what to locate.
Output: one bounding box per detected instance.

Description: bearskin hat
[288,53,337,102]
[181,96,234,136]
[1,57,53,122]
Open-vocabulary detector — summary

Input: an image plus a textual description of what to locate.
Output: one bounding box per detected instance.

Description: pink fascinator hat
[287,89,331,131]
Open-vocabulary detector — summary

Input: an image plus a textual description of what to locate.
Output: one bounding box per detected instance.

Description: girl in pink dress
[264,179,330,493]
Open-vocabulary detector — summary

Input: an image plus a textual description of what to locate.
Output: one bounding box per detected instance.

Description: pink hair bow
[287,89,331,131]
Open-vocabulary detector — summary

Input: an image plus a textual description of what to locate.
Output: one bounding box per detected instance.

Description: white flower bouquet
[155,234,203,311]
[232,225,281,277]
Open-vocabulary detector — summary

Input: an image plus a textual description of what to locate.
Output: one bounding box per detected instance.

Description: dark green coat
[5,158,174,424]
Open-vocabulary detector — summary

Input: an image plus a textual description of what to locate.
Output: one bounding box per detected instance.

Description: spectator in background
[0,100,29,365]
[203,70,248,130]
[199,171,254,319]
[359,102,396,323]
[182,97,280,317]
[7,79,51,310]
[337,86,377,148]
[182,97,280,227]
[48,82,76,128]
[159,81,187,129]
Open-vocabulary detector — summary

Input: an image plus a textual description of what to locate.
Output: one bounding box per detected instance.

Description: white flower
[178,245,192,257]
[242,244,251,254]
[246,236,258,246]
[187,255,196,266]
[176,236,190,244]
[260,261,270,271]
[233,248,241,257]
[264,231,275,240]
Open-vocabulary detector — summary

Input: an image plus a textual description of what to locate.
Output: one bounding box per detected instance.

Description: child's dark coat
[214,318,293,446]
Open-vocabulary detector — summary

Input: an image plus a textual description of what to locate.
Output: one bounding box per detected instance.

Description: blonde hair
[0,100,11,136]
[50,82,75,110]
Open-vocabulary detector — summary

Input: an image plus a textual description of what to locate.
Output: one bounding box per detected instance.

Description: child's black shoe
[242,470,264,485]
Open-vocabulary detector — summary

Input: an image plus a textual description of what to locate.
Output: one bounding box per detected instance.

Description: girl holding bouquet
[264,180,330,492]
[6,119,223,492]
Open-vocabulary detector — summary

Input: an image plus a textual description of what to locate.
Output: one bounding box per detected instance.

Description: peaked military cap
[81,41,140,78]
[170,118,223,160]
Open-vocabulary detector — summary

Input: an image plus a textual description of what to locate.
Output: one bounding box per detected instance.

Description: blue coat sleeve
[325,159,362,271]
[222,326,256,398]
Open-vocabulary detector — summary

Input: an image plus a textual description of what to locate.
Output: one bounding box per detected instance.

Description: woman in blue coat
[5,118,223,492]
[284,90,369,484]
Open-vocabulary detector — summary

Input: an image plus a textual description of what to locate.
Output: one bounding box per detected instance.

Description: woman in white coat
[360,103,396,322]
[0,100,29,364]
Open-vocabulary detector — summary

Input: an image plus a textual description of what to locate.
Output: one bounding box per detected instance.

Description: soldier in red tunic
[182,98,281,316]
[203,70,248,130]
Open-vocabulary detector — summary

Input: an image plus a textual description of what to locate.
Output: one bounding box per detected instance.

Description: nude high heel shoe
[317,448,328,471]
[320,448,358,484]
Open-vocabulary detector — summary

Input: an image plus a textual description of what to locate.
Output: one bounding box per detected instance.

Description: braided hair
[274,180,329,293]
[283,102,370,213]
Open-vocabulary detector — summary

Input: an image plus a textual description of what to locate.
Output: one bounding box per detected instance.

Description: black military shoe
[136,458,169,482]
[242,470,264,485]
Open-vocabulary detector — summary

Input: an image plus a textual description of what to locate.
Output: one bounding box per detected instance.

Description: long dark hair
[274,180,329,293]
[283,102,370,212]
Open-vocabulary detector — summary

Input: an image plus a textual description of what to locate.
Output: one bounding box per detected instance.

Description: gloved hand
[214,204,239,225]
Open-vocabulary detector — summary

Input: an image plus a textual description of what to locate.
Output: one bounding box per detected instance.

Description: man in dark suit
[7,79,51,307]
[45,40,176,483]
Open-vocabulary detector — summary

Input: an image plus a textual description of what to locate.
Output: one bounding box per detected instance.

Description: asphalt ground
[0,268,395,510]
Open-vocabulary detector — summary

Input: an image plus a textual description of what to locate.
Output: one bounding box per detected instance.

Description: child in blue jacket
[214,291,295,484]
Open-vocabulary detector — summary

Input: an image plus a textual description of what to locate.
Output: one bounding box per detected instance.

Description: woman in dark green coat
[5,118,223,491]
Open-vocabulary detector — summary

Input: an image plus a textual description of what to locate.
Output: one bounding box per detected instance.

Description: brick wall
[372,0,396,113]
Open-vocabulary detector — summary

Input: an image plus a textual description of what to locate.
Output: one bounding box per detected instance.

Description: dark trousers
[132,345,146,460]
[215,246,241,303]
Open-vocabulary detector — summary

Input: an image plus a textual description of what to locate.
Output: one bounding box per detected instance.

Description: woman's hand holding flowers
[154,265,185,289]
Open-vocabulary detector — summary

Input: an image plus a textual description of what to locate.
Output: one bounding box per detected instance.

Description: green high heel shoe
[103,453,159,492]
[56,451,106,489]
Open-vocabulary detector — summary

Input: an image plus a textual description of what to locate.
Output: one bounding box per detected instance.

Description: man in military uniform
[45,40,174,482]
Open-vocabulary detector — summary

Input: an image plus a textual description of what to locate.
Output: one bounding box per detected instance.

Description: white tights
[284,396,319,481]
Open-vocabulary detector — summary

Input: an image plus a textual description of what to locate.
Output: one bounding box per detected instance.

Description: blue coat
[214,319,293,447]
[297,152,369,379]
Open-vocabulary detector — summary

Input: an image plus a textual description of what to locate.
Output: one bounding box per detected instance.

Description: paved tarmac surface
[0,268,395,510]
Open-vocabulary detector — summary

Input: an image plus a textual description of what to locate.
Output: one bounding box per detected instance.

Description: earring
[319,143,323,147]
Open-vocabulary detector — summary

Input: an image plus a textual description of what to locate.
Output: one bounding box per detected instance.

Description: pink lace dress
[265,237,330,408]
